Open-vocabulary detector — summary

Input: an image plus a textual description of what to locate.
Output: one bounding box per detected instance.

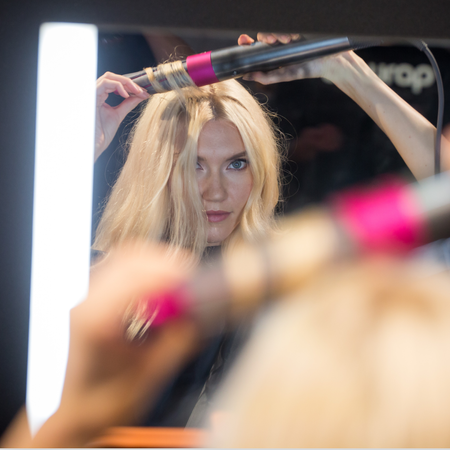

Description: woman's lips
[206,210,230,223]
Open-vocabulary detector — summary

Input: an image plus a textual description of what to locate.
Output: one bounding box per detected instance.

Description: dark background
[1,0,450,435]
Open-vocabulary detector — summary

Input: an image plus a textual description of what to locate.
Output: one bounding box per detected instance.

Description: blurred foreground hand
[2,241,199,448]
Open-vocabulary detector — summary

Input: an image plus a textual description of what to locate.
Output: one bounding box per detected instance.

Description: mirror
[29,24,450,434]
[89,30,450,427]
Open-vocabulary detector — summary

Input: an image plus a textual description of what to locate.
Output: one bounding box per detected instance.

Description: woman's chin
[207,224,230,245]
[206,218,240,245]
[206,232,227,246]
[206,234,225,246]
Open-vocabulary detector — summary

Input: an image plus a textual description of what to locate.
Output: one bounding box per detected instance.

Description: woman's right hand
[95,72,150,162]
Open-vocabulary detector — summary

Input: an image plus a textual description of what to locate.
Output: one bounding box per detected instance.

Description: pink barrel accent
[144,285,192,328]
[186,51,219,86]
[331,178,428,253]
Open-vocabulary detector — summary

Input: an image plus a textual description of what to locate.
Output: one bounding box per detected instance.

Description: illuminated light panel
[27,22,98,434]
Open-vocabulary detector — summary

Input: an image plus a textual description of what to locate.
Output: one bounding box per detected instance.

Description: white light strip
[27,22,98,435]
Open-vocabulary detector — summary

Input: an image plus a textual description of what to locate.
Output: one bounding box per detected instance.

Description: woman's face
[196,119,253,245]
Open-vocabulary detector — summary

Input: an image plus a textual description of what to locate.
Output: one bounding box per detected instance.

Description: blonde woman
[93,75,282,260]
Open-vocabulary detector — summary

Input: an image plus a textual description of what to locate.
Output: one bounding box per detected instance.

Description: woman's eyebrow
[197,151,248,163]
[226,151,248,162]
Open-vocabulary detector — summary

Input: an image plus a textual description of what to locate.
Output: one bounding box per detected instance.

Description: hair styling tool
[125,171,450,340]
[123,37,444,175]
[123,37,378,95]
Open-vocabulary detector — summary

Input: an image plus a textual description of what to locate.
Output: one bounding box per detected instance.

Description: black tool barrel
[123,36,377,93]
[210,37,352,80]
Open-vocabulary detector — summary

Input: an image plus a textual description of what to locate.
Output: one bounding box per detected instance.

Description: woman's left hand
[237,33,351,85]
[238,32,450,181]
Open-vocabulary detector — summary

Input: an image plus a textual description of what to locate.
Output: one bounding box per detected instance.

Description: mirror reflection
[89,28,450,429]
[92,30,450,250]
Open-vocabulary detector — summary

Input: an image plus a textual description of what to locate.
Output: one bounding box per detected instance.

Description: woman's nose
[200,173,227,202]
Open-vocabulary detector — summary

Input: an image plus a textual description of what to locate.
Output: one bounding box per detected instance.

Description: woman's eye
[196,162,202,170]
[228,159,247,170]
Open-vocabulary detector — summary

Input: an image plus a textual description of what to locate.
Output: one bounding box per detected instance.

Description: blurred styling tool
[125,172,450,341]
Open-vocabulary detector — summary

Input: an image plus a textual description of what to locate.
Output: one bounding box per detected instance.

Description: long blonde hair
[208,258,450,447]
[94,64,283,258]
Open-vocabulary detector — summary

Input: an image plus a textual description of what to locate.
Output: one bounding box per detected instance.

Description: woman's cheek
[232,172,253,207]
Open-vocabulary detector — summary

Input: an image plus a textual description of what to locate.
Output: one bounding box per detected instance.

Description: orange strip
[88,427,206,448]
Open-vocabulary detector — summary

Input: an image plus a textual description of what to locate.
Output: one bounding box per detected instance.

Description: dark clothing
[142,320,251,428]
[186,321,252,427]
[140,245,251,427]
[142,332,227,427]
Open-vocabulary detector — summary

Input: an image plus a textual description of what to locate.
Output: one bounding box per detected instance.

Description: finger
[97,79,130,99]
[113,95,150,123]
[249,70,289,84]
[97,72,145,96]
[257,32,278,44]
[98,71,145,95]
[256,32,301,45]
[272,33,294,44]
[237,34,255,46]
[82,241,190,320]
[243,67,302,85]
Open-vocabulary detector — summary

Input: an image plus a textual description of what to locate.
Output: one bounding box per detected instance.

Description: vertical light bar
[27,22,98,434]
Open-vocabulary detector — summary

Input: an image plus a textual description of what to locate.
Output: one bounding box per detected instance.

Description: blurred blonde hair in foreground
[207,257,450,447]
